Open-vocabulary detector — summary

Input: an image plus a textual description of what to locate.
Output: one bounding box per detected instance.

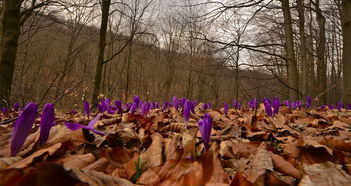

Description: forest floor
[0,103,351,185]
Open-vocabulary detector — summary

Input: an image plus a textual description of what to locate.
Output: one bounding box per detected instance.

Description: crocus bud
[198,114,212,151]
[83,101,90,119]
[39,103,55,146]
[11,102,37,156]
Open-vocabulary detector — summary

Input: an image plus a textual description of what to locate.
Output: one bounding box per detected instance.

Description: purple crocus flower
[183,100,193,127]
[233,100,241,110]
[295,101,302,109]
[305,97,311,109]
[329,104,335,110]
[306,96,312,105]
[115,100,122,114]
[207,102,212,109]
[2,106,7,114]
[284,100,290,107]
[65,114,105,135]
[193,99,197,106]
[39,103,55,146]
[13,102,19,112]
[151,102,155,109]
[321,105,325,109]
[347,104,351,110]
[173,96,179,110]
[263,99,273,117]
[223,103,229,115]
[203,103,208,110]
[198,114,212,151]
[97,103,104,113]
[70,109,77,115]
[133,96,140,106]
[180,98,187,107]
[11,102,38,156]
[129,103,138,114]
[248,98,258,110]
[337,101,343,111]
[141,103,150,116]
[83,101,90,119]
[273,97,280,115]
[155,102,159,109]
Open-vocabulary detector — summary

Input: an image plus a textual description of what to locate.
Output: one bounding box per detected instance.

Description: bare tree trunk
[91,0,111,106]
[315,0,327,104]
[342,0,351,103]
[280,0,299,101]
[0,0,21,107]
[297,0,308,97]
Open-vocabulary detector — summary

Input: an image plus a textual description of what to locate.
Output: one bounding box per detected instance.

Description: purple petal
[84,101,90,119]
[198,114,212,151]
[183,100,192,127]
[224,103,228,115]
[65,122,89,131]
[13,102,19,112]
[133,96,140,106]
[97,103,104,113]
[129,103,138,114]
[70,109,77,115]
[306,96,312,105]
[203,103,208,110]
[173,96,178,110]
[88,114,101,128]
[39,103,55,146]
[2,106,7,113]
[115,100,122,114]
[273,97,280,115]
[11,102,37,156]
[264,99,273,117]
[193,99,197,106]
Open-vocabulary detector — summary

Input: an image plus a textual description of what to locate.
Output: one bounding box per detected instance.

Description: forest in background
[0,0,350,109]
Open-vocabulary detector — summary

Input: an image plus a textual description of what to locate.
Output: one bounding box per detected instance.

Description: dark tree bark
[297,0,308,97]
[91,0,111,106]
[315,0,327,104]
[280,0,299,101]
[0,1,22,107]
[342,0,351,103]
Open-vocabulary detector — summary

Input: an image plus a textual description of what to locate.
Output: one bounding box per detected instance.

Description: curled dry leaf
[102,147,135,168]
[162,123,185,132]
[229,141,261,158]
[240,142,273,183]
[57,153,96,169]
[271,153,301,179]
[83,157,109,173]
[140,133,163,171]
[0,156,22,170]
[164,134,181,161]
[299,161,351,186]
[9,143,63,169]
[206,142,230,184]
[71,168,134,186]
[180,128,196,159]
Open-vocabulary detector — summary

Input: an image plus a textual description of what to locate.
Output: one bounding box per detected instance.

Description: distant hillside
[11,12,285,109]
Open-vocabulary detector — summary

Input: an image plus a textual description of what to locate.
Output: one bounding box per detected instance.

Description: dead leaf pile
[0,106,350,185]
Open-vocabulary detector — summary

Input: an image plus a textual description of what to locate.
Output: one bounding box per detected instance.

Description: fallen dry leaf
[240,142,273,183]
[140,133,164,171]
[299,161,351,186]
